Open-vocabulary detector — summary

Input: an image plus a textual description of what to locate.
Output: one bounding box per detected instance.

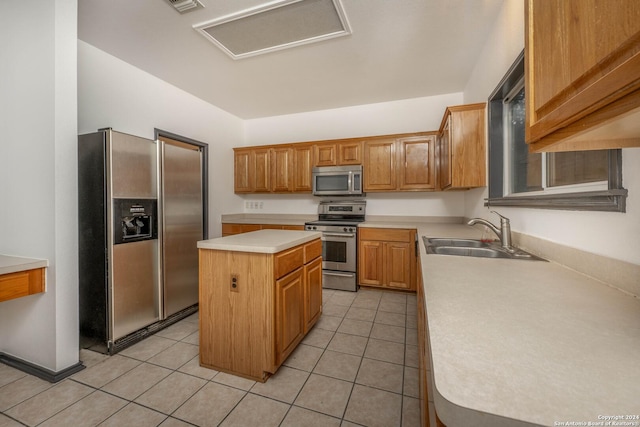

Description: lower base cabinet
[199,238,321,381]
[358,227,417,291]
[221,223,304,236]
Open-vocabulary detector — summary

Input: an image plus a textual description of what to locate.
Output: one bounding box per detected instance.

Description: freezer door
[160,138,203,317]
[109,131,157,199]
[111,239,160,341]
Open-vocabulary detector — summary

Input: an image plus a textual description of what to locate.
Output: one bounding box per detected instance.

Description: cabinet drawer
[303,239,322,264]
[0,268,45,303]
[359,227,414,243]
[275,245,304,279]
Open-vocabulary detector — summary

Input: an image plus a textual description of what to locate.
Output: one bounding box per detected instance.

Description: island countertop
[197,229,321,253]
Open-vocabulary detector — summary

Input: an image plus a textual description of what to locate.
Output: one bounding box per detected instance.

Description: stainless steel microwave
[312,165,363,196]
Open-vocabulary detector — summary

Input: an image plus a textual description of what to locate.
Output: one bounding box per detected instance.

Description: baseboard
[0,352,85,383]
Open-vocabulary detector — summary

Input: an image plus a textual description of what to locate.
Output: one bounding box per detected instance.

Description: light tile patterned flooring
[0,288,420,427]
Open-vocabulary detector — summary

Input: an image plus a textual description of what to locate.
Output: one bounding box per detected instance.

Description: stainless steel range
[305,200,365,292]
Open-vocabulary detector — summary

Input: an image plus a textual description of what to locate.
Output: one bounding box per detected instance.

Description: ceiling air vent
[167,0,204,14]
[193,0,352,60]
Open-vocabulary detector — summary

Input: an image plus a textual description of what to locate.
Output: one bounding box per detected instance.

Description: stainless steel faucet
[467,211,512,250]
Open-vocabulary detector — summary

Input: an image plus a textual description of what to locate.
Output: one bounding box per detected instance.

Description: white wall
[462,0,640,265]
[0,1,79,372]
[78,41,246,237]
[242,93,466,217]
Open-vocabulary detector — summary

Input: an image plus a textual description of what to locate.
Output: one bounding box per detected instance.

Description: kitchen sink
[424,238,489,248]
[423,236,546,261]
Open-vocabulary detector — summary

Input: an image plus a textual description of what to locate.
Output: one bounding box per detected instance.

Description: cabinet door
[254,148,271,192]
[304,257,323,333]
[385,242,413,290]
[314,143,337,166]
[234,149,254,193]
[438,116,452,190]
[271,147,293,192]
[525,0,640,151]
[363,140,396,191]
[358,240,384,286]
[338,141,363,165]
[293,145,313,192]
[450,106,485,188]
[398,136,436,191]
[275,268,305,365]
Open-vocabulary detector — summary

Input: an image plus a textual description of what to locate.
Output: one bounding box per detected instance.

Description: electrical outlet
[258,202,263,209]
[230,274,239,292]
[245,201,250,209]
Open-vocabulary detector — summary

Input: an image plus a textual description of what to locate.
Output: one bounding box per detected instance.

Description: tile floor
[0,288,420,427]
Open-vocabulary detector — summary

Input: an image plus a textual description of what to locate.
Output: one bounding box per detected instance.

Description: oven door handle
[322,232,355,238]
[323,271,355,278]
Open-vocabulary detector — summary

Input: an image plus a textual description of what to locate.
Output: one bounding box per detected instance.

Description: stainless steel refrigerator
[78,129,206,354]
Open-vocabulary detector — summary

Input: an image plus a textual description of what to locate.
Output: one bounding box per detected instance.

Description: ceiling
[78,0,504,119]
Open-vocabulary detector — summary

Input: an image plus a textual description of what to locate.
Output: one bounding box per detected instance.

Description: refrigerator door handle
[156,139,166,320]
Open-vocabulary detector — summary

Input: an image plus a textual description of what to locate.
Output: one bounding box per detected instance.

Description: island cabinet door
[275,268,305,365]
[304,256,323,333]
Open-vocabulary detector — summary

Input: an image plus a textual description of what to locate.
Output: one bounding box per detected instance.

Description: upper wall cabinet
[363,133,437,192]
[525,0,640,152]
[234,146,309,194]
[313,140,363,166]
[235,133,437,194]
[438,103,486,190]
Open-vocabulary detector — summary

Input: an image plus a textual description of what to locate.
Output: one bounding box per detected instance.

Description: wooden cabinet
[363,138,396,191]
[233,149,253,193]
[254,148,271,192]
[313,140,363,166]
[314,143,337,166]
[438,103,486,190]
[199,237,321,381]
[303,256,323,333]
[271,146,293,192]
[398,135,437,191]
[0,268,45,303]
[236,132,441,194]
[275,267,304,365]
[293,144,313,192]
[363,133,437,192]
[525,0,640,152]
[338,141,363,165]
[221,223,304,236]
[358,228,416,291]
[233,148,271,193]
[233,146,308,194]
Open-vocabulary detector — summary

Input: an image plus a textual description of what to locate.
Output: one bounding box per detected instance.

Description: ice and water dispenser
[113,199,157,244]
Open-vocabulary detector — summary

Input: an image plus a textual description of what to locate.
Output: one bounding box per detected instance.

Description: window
[487,52,627,212]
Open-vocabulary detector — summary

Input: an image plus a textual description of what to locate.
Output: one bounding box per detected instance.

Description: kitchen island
[197,230,322,382]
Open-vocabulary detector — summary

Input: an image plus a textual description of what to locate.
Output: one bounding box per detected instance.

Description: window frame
[486,51,627,212]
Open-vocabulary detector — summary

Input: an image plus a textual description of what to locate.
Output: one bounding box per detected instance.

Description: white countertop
[0,255,48,276]
[417,225,640,427]
[197,229,321,253]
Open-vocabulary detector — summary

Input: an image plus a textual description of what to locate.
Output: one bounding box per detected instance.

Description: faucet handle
[490,210,510,224]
